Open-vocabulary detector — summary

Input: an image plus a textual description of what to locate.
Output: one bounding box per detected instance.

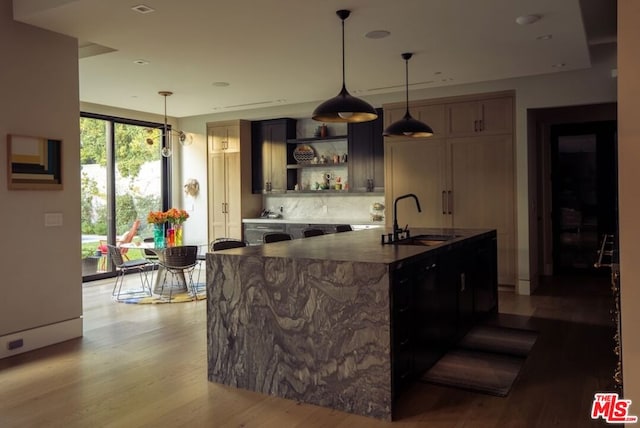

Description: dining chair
[335,224,353,233]
[106,244,153,301]
[263,232,293,243]
[212,238,247,251]
[302,228,324,238]
[195,238,247,287]
[156,245,199,301]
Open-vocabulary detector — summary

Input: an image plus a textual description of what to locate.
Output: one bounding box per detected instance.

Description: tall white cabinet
[384,92,516,285]
[207,120,261,242]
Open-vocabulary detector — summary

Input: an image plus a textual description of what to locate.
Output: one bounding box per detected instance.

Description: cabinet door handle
[474,120,478,132]
[460,272,466,292]
[442,190,447,214]
[448,190,453,214]
[479,119,484,132]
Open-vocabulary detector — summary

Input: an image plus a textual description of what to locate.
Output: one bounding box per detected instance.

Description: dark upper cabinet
[348,108,384,192]
[251,118,297,193]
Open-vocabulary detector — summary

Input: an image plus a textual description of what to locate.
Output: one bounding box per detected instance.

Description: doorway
[550,120,617,274]
[80,113,171,280]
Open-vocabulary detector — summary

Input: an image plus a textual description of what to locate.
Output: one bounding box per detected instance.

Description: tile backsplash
[263,194,386,224]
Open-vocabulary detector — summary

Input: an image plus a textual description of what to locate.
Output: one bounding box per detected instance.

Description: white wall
[0,1,81,353]
[618,0,640,407]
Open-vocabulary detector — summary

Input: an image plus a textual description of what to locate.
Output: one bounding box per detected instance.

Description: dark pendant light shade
[383,53,433,138]
[312,10,378,123]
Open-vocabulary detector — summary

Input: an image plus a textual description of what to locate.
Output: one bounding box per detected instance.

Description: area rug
[421,325,538,396]
[456,325,538,357]
[117,282,206,304]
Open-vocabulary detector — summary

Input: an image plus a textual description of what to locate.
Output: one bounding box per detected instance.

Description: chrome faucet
[393,193,422,242]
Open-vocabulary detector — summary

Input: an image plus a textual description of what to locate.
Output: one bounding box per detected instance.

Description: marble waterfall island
[206,228,498,420]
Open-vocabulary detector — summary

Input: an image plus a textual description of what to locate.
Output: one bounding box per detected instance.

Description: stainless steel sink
[393,234,461,246]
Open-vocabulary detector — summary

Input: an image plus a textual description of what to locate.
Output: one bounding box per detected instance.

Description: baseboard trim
[0,318,83,359]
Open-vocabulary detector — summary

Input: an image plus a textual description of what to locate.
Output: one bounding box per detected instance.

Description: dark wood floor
[0,273,617,427]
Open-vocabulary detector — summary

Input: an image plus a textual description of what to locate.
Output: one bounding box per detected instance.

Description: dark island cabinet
[470,235,499,320]
[251,118,297,194]
[348,108,384,192]
[390,232,498,400]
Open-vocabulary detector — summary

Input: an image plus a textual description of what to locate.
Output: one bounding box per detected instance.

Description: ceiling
[12,0,616,118]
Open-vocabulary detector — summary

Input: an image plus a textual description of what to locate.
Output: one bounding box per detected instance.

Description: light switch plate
[44,212,63,227]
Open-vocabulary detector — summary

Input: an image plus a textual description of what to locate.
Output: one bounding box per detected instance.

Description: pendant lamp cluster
[146,91,192,157]
[383,53,434,138]
[312,10,378,124]
[313,10,432,138]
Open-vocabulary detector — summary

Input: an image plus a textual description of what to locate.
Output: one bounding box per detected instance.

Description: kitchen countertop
[242,217,383,226]
[213,227,494,265]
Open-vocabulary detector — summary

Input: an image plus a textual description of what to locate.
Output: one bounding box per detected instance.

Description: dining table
[119,242,206,295]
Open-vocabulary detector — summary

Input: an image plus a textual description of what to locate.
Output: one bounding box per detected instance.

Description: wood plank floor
[0,272,617,427]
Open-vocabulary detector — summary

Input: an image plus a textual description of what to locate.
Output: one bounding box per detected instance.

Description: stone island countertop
[206,227,497,420]
[209,227,493,265]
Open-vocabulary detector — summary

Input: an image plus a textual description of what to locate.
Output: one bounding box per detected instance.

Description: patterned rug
[421,325,538,396]
[116,283,206,304]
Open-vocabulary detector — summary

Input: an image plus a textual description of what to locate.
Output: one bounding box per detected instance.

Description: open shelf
[287,162,347,169]
[286,135,348,144]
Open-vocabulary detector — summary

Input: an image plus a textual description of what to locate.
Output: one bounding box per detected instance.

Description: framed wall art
[6,134,62,190]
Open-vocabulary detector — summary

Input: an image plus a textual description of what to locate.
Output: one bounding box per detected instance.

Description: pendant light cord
[404,57,410,117]
[163,94,170,150]
[341,16,346,90]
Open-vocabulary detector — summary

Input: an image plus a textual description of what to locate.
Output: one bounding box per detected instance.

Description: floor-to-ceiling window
[80,113,170,280]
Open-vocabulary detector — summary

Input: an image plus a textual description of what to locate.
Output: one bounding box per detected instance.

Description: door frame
[529,103,617,286]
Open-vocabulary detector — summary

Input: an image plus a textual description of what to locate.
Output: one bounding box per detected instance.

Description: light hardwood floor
[0,272,616,427]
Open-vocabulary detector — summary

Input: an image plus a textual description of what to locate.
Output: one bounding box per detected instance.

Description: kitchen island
[206,227,498,420]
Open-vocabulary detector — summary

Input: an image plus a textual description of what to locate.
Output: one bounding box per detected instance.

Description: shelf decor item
[293,145,315,164]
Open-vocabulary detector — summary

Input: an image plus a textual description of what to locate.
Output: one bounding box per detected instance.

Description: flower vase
[167,225,175,247]
[174,224,183,246]
[153,223,165,248]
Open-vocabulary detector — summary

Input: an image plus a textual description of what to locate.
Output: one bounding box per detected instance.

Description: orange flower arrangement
[165,207,190,225]
[147,210,168,225]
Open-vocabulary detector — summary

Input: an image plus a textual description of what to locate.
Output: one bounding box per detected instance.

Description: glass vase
[167,225,175,247]
[153,223,165,248]
[174,224,183,246]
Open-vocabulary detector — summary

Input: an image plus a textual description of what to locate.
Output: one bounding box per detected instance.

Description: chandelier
[146,91,192,157]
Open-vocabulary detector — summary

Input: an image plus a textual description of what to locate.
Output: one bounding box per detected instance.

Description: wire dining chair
[156,245,199,301]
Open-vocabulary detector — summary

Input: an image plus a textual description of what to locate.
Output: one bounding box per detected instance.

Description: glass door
[81,114,168,280]
[550,121,617,273]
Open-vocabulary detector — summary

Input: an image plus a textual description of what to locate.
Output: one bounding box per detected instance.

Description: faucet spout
[393,193,422,241]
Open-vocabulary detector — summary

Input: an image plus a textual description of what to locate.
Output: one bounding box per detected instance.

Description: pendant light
[383,53,433,138]
[146,91,192,157]
[312,9,378,123]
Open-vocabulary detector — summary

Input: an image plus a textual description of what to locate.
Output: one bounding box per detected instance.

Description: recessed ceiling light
[212,82,230,87]
[133,59,149,65]
[131,4,155,14]
[516,14,541,25]
[365,30,390,39]
[537,34,553,40]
